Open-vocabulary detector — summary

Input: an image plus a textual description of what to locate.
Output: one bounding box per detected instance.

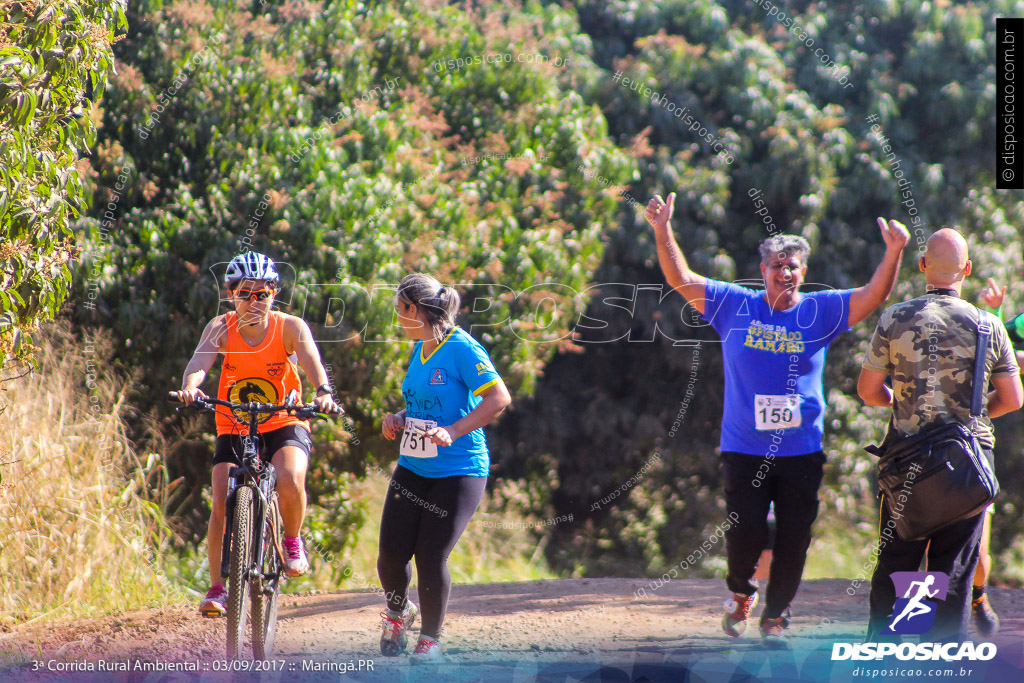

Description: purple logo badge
[886,572,949,635]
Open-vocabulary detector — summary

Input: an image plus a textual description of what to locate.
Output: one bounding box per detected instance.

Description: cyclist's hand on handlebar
[382,413,405,440]
[172,388,208,405]
[312,393,343,415]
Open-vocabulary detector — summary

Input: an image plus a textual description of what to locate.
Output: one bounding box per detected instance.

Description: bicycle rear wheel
[226,485,255,659]
[251,493,283,659]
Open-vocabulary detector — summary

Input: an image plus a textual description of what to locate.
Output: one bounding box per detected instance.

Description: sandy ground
[1,578,1023,681]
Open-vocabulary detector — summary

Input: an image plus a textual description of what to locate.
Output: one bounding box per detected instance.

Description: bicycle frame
[220,411,281,586]
[170,390,329,658]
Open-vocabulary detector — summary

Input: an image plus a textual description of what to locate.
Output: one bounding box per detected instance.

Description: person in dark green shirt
[967,276,1024,637]
[982,278,1024,359]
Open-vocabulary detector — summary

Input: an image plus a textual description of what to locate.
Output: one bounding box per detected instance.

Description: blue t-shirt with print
[398,327,502,477]
[701,279,852,457]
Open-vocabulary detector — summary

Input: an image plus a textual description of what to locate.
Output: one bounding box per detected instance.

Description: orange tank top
[216,311,309,436]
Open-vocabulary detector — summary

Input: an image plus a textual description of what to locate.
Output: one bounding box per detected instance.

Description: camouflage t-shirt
[863,292,1018,448]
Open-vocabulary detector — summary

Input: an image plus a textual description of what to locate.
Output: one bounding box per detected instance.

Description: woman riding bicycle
[377,273,511,663]
[173,252,341,617]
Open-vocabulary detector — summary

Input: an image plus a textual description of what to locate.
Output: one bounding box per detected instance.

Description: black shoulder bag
[865,314,1000,542]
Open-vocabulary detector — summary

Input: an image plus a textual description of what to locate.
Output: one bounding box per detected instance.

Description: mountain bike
[168,390,328,659]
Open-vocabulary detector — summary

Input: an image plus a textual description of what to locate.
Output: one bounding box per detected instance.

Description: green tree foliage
[69,0,1024,582]
[492,0,1024,579]
[72,0,629,544]
[0,0,126,368]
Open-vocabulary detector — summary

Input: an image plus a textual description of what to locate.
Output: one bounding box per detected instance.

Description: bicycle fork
[220,468,263,579]
[220,468,279,588]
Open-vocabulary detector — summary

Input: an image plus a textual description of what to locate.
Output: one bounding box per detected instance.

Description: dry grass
[0,327,186,629]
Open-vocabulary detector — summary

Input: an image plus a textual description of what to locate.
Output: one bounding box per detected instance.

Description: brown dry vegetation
[0,327,187,630]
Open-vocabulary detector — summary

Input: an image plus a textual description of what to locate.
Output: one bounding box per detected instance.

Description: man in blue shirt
[646,191,909,648]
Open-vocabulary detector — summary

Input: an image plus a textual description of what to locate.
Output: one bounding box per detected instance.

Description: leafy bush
[40,0,1024,584]
[496,0,1024,581]
[0,0,126,368]
[71,0,629,550]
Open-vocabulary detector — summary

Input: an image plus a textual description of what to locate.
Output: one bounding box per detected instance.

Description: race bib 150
[754,394,802,431]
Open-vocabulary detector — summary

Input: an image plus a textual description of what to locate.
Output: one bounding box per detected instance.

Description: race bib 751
[400,417,439,458]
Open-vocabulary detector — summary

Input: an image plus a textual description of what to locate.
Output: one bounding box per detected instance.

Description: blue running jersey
[702,279,852,457]
[398,327,502,477]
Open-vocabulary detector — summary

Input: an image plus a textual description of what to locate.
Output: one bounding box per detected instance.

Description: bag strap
[972,310,992,419]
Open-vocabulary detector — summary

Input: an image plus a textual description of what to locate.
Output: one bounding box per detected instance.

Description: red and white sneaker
[411,635,443,664]
[760,617,789,649]
[199,584,227,618]
[379,602,418,657]
[722,591,759,637]
[283,536,309,577]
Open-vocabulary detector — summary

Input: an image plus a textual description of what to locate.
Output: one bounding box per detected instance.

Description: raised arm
[848,217,910,326]
[988,325,1024,418]
[644,192,707,314]
[979,277,1007,314]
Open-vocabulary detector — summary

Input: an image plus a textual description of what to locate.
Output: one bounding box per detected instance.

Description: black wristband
[316,383,333,396]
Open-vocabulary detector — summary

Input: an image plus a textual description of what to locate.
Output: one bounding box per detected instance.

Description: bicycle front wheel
[226,485,255,659]
[251,493,283,659]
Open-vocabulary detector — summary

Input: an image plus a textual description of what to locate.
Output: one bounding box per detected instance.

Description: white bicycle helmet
[225,252,280,286]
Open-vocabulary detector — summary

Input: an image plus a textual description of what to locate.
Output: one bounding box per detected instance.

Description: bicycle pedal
[201,609,225,618]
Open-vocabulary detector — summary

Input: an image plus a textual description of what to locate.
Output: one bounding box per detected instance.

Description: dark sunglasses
[234,288,273,302]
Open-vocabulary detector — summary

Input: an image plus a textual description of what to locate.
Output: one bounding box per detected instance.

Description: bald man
[858,229,1023,643]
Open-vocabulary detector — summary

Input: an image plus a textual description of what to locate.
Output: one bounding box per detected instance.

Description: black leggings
[721,450,825,621]
[376,465,487,639]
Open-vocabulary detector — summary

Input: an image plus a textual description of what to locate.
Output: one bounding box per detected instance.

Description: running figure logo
[886,572,950,635]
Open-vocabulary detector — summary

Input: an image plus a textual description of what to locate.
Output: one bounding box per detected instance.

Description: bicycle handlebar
[166,391,337,420]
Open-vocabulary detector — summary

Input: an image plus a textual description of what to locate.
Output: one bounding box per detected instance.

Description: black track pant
[721,450,825,622]
[376,465,487,639]
[867,499,984,643]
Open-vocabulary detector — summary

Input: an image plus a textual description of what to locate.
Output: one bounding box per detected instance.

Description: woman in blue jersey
[376,273,512,663]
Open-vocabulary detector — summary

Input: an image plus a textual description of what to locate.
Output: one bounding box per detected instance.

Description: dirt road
[2,578,1023,682]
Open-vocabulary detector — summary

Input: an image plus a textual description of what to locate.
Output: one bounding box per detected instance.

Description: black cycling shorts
[213,424,312,466]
